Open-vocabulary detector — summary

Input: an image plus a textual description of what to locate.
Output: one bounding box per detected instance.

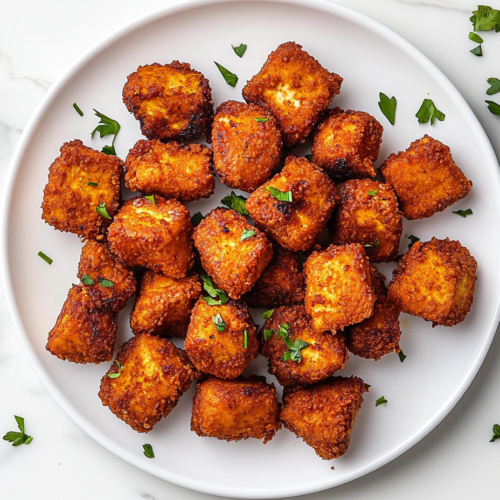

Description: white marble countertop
[2,0,500,499]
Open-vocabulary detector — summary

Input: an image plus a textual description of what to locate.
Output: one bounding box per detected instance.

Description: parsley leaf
[91,109,120,155]
[73,103,84,116]
[212,312,226,332]
[98,278,114,288]
[221,192,248,215]
[101,145,117,155]
[82,274,94,285]
[471,5,500,31]
[96,202,111,219]
[490,424,500,442]
[241,229,255,241]
[416,99,445,125]
[144,194,156,204]
[263,329,274,341]
[266,322,309,362]
[191,212,205,226]
[471,45,483,56]
[264,186,293,202]
[254,117,268,123]
[487,77,500,95]
[3,416,33,447]
[108,360,124,379]
[232,43,247,58]
[452,208,473,218]
[407,234,420,249]
[262,309,274,320]
[243,330,248,349]
[486,100,500,115]
[214,62,238,87]
[367,189,378,196]
[398,350,407,363]
[469,32,484,43]
[143,444,154,458]
[378,92,397,125]
[38,251,52,265]
[375,396,388,407]
[201,275,229,306]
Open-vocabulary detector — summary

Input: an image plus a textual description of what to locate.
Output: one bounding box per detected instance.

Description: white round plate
[2,0,500,497]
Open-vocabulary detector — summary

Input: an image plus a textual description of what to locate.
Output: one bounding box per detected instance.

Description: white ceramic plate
[2,0,500,497]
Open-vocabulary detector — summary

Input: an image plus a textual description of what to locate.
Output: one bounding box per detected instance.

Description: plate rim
[2,0,500,497]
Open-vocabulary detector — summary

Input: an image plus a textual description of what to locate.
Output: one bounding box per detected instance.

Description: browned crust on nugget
[242,42,342,147]
[191,375,281,443]
[122,61,213,141]
[184,298,259,379]
[130,271,201,338]
[41,140,122,240]
[330,179,403,262]
[46,285,117,364]
[280,376,368,460]
[107,196,194,278]
[193,207,273,299]
[260,305,348,386]
[99,334,195,433]
[212,100,282,192]
[380,135,472,220]
[387,237,477,326]
[246,156,339,252]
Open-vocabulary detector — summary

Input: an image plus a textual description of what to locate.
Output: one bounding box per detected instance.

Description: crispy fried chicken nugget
[41,140,122,240]
[107,196,194,278]
[122,61,213,141]
[184,298,259,379]
[130,271,201,338]
[246,156,339,252]
[124,139,214,202]
[242,42,343,148]
[380,135,472,220]
[312,108,383,181]
[212,101,282,192]
[193,208,272,299]
[330,179,402,262]
[387,237,477,327]
[191,376,281,443]
[77,241,136,313]
[280,376,368,460]
[261,306,348,387]
[304,243,376,333]
[99,334,195,433]
[346,266,401,360]
[46,285,117,364]
[242,245,304,308]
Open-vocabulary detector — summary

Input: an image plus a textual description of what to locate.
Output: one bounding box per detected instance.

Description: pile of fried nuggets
[41,42,477,462]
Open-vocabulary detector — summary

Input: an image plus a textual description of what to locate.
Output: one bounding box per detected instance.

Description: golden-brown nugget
[41,140,122,240]
[242,42,342,148]
[245,156,339,252]
[107,196,194,278]
[312,108,383,181]
[211,100,282,192]
[46,285,117,364]
[122,61,213,141]
[191,376,281,443]
[99,334,195,433]
[193,208,272,299]
[242,245,304,308]
[124,139,214,202]
[184,298,258,379]
[387,237,477,327]
[330,179,402,262]
[380,135,472,220]
[260,306,348,387]
[77,240,136,313]
[304,243,376,333]
[280,376,368,460]
[346,267,401,360]
[131,271,201,338]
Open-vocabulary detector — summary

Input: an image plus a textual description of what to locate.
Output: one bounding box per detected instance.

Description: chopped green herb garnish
[471,45,483,56]
[367,189,378,196]
[82,274,94,285]
[212,312,226,332]
[232,43,247,58]
[143,443,154,458]
[254,117,268,123]
[101,145,116,155]
[88,182,98,186]
[96,201,111,219]
[452,208,473,218]
[191,212,205,226]
[471,5,500,32]
[201,275,229,306]
[221,191,248,215]
[98,278,114,288]
[38,251,52,265]
[416,99,445,125]
[378,92,397,125]
[243,330,248,349]
[107,360,124,379]
[375,396,387,407]
[305,153,313,161]
[363,243,372,248]
[374,239,380,248]
[486,100,500,115]
[241,229,256,241]
[487,77,500,95]
[91,109,120,155]
[264,329,275,341]
[469,32,484,43]
[264,186,293,203]
[490,424,500,442]
[73,103,84,116]
[2,416,33,447]
[214,62,238,87]
[262,309,274,320]
[265,323,308,362]
[407,234,420,249]
[398,350,407,363]
[144,194,156,204]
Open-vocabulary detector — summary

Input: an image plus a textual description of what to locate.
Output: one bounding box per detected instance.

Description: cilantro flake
[201,275,229,306]
[2,416,33,447]
[191,212,205,226]
[107,360,124,379]
[486,100,500,115]
[367,189,378,196]
[262,309,274,320]
[407,234,420,249]
[452,208,473,218]
[490,424,500,442]
[101,144,116,156]
[232,43,247,58]
[212,312,226,332]
[144,194,156,204]
[264,186,293,202]
[82,274,94,286]
[254,117,268,123]
[96,201,111,219]
[471,45,483,56]
[471,5,500,32]
[91,109,120,155]
[214,62,238,87]
[98,277,114,288]
[375,396,388,407]
[416,99,445,125]
[398,350,407,363]
[378,92,397,125]
[241,229,256,241]
[487,77,500,95]
[263,329,275,341]
[143,443,154,458]
[469,32,484,43]
[221,191,248,215]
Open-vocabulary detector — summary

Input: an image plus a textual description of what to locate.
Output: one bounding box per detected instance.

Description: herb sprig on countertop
[3,416,33,446]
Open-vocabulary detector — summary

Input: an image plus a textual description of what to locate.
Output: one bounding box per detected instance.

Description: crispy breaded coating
[304,243,376,333]
[242,42,342,148]
[124,139,214,202]
[99,334,195,433]
[77,240,136,313]
[46,285,117,364]
[245,156,339,252]
[242,245,304,308]
[191,376,281,443]
[193,208,272,299]
[312,108,383,181]
[260,306,348,386]
[380,135,472,220]
[346,266,401,360]
[184,298,259,379]
[211,100,282,192]
[122,61,213,141]
[330,179,402,263]
[131,271,201,338]
[280,376,368,460]
[41,140,122,240]
[387,237,477,327]
[107,196,194,278]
